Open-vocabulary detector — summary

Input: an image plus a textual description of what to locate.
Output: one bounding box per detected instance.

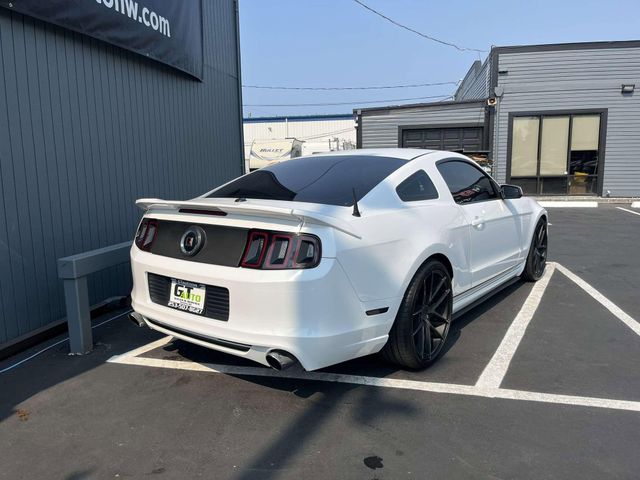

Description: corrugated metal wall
[454,59,491,102]
[360,102,487,148]
[493,47,640,194]
[455,57,491,102]
[454,60,481,101]
[0,1,243,344]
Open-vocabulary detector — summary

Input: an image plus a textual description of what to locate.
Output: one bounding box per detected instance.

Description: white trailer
[243,114,357,170]
[248,138,304,171]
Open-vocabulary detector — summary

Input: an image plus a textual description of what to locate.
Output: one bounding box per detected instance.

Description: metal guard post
[57,241,132,354]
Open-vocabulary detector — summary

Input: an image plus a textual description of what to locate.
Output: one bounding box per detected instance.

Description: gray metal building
[0,1,243,348]
[356,40,640,197]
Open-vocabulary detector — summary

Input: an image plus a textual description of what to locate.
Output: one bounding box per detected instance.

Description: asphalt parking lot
[1,204,639,480]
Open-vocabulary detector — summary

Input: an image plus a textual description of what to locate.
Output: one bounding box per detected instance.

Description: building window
[509,112,603,195]
[511,117,539,177]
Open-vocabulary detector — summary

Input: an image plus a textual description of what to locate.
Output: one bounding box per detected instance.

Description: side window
[396,170,439,202]
[436,160,499,205]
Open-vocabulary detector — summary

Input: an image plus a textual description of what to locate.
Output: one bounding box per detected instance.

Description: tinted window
[396,170,439,202]
[208,155,407,206]
[437,160,499,204]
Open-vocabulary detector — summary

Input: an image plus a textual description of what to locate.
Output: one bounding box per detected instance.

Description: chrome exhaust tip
[265,350,298,371]
[128,311,146,328]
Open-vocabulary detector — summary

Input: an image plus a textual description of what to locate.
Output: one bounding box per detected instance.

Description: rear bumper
[130,247,399,370]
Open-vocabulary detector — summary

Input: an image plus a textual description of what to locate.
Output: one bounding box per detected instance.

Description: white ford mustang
[129,149,547,371]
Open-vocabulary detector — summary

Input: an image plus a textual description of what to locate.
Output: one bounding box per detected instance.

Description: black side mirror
[501,184,523,199]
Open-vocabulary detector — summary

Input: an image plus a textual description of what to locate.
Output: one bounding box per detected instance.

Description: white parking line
[108,335,172,362]
[489,388,640,412]
[554,264,640,337]
[537,201,598,208]
[475,264,555,389]
[109,353,640,413]
[108,262,640,413]
[616,207,640,217]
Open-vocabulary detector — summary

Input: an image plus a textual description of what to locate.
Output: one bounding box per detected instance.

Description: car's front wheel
[521,218,548,282]
[382,259,453,369]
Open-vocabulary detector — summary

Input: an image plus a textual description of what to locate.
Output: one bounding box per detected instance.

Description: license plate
[167,278,206,315]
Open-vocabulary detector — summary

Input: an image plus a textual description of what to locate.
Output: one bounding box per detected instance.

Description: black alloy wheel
[383,260,453,369]
[522,219,548,282]
[411,269,451,362]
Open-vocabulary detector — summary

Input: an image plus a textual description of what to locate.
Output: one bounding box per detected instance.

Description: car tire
[382,259,453,369]
[521,218,548,282]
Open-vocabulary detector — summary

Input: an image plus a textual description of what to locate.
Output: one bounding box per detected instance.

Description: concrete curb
[533,196,640,204]
[538,201,598,208]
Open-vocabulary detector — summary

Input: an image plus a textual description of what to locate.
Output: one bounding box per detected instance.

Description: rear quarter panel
[334,188,470,304]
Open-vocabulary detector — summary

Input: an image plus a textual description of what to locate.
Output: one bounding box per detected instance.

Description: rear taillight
[134,218,158,251]
[240,229,321,269]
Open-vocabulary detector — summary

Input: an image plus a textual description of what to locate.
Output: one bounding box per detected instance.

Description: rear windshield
[208,155,407,206]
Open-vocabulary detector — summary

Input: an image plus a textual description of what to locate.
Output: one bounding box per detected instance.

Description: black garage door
[401,127,483,152]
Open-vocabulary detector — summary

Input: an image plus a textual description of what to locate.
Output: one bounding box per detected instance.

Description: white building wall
[243,116,356,160]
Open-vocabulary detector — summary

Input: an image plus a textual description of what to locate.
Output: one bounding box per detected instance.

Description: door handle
[471,217,484,228]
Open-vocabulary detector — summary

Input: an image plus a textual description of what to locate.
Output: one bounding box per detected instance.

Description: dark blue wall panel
[0,1,243,344]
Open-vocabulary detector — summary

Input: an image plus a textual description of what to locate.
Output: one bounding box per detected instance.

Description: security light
[621,84,635,94]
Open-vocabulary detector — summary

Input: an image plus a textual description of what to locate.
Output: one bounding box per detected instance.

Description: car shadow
[443,279,524,357]
[0,308,164,425]
[0,279,528,479]
[215,280,527,479]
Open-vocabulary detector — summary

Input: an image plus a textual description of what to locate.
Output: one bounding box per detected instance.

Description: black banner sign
[1,0,203,79]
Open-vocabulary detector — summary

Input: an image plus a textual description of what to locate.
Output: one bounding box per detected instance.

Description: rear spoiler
[136,198,361,239]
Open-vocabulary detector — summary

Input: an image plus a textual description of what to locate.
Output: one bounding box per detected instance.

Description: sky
[238,0,640,118]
